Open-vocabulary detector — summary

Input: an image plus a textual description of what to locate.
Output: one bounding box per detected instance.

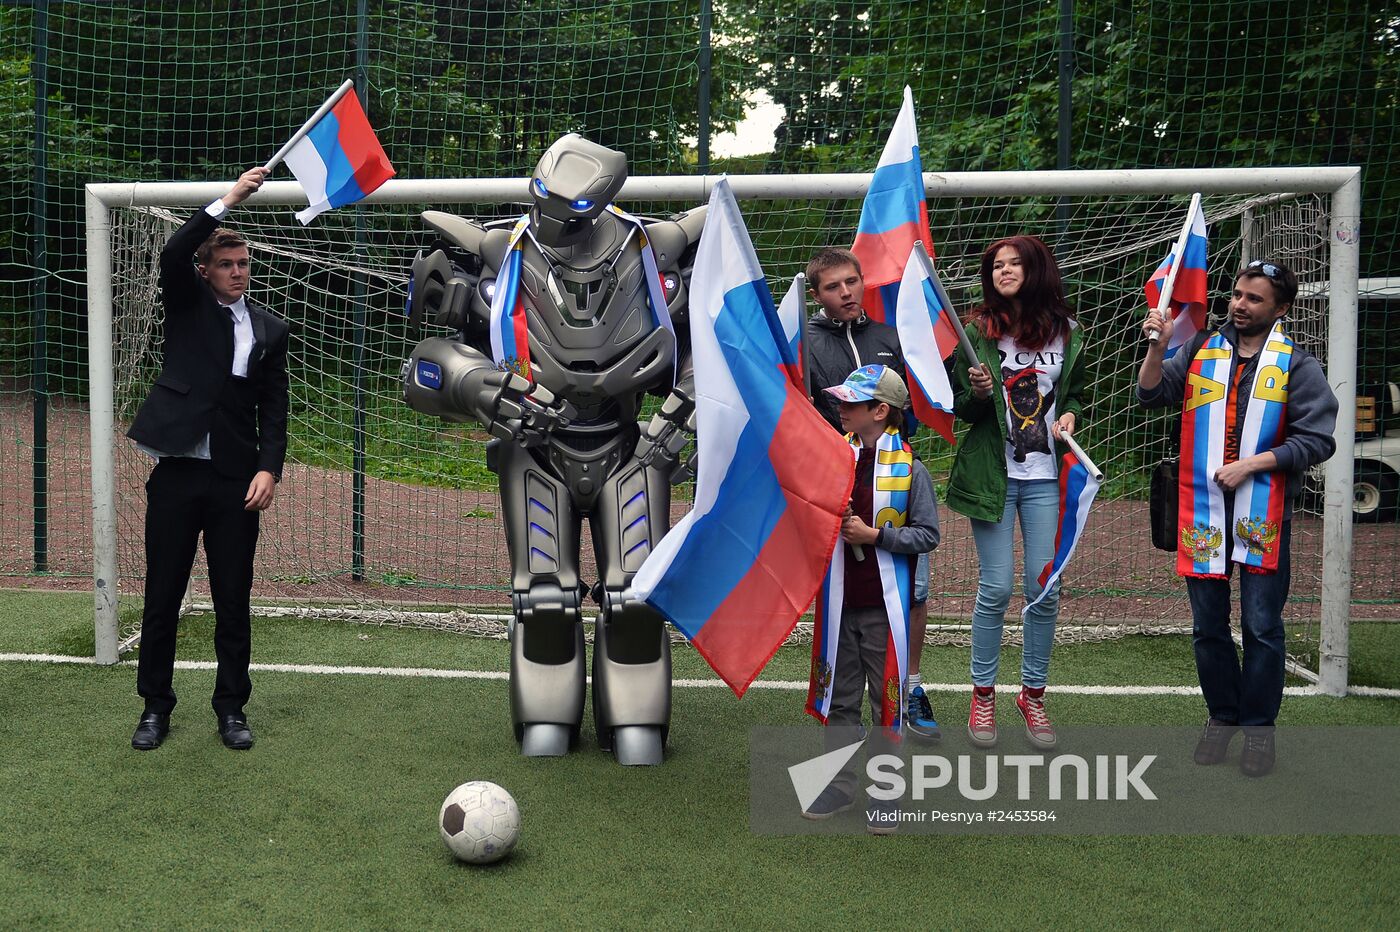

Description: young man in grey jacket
[803,247,940,741]
[1138,259,1337,777]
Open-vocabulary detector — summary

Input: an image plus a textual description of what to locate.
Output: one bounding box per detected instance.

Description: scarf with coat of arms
[1178,321,1294,578]
[805,426,911,730]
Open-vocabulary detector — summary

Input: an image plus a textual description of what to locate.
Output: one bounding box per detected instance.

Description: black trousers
[136,458,260,717]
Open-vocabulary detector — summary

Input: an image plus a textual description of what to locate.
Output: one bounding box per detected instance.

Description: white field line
[4,652,1399,699]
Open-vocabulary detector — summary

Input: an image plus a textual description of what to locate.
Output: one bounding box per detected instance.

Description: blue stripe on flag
[855,156,924,235]
[307,113,368,209]
[1053,465,1089,568]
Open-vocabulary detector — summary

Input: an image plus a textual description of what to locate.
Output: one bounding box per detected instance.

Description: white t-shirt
[997,334,1065,480]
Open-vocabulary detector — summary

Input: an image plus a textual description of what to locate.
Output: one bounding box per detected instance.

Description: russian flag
[284,87,396,225]
[1144,198,1208,359]
[775,273,807,393]
[1021,452,1101,619]
[630,179,855,696]
[893,247,957,443]
[851,86,933,327]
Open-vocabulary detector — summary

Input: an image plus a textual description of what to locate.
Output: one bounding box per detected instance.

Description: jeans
[1185,522,1292,727]
[913,551,929,604]
[970,478,1060,688]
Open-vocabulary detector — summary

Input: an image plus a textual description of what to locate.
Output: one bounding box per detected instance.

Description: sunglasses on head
[1246,259,1283,280]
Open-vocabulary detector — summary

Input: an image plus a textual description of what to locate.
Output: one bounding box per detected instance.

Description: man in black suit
[126,166,289,751]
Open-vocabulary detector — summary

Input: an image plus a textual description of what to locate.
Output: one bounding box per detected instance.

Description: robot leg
[495,441,586,756]
[590,451,674,765]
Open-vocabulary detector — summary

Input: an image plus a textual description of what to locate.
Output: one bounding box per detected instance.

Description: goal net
[89,169,1359,686]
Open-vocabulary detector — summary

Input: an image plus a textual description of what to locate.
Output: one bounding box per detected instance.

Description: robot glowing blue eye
[570,199,593,211]
[533,178,548,198]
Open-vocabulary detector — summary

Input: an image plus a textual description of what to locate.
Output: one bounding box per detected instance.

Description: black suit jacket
[127,209,290,481]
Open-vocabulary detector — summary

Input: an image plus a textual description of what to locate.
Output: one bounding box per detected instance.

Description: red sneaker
[1016,687,1057,750]
[967,687,997,748]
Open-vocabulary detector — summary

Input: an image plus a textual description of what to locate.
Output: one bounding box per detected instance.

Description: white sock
[908,673,922,694]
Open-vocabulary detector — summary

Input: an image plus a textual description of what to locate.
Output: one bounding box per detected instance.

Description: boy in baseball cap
[804,365,941,833]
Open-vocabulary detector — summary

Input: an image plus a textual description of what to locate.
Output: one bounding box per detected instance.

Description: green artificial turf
[2,589,1398,928]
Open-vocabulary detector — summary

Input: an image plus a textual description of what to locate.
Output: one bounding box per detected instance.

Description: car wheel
[1354,461,1399,523]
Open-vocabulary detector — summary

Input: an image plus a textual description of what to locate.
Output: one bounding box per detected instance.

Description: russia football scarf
[805,427,912,730]
[1177,322,1294,577]
[488,208,675,383]
[487,216,532,378]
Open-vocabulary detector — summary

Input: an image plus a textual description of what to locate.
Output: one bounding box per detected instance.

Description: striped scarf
[1178,321,1294,577]
[805,426,912,729]
[488,207,675,382]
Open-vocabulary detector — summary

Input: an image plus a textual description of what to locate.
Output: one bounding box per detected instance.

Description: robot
[401,134,706,765]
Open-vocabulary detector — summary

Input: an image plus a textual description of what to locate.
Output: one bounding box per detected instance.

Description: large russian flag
[630,179,854,696]
[284,87,396,225]
[893,247,957,443]
[1021,452,1101,619]
[1144,198,1208,359]
[851,86,933,327]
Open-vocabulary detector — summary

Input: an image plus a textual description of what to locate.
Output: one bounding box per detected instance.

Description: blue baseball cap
[823,364,909,408]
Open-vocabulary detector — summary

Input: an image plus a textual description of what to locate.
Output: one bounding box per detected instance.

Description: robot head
[528,133,627,248]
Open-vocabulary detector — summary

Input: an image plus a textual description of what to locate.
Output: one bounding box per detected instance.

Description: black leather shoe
[1239,728,1276,778]
[131,712,170,750]
[218,714,254,750]
[1193,718,1238,765]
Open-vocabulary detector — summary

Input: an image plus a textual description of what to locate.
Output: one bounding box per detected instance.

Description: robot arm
[403,339,575,445]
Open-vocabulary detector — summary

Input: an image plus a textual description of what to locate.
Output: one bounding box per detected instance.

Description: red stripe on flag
[691,395,853,696]
[909,385,954,442]
[331,90,396,196]
[852,218,926,289]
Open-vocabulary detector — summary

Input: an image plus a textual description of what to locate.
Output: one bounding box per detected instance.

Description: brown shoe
[1239,729,1276,777]
[1193,718,1238,765]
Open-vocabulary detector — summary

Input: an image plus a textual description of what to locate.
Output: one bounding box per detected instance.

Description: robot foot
[612,725,665,766]
[520,723,573,757]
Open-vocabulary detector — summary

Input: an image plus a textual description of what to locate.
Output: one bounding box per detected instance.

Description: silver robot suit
[401,134,706,765]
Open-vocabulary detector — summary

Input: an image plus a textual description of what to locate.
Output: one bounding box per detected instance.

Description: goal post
[84,166,1361,695]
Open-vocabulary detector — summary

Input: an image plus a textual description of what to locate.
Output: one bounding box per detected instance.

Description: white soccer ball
[438,781,521,864]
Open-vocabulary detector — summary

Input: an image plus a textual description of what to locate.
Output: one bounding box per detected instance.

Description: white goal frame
[84,166,1361,694]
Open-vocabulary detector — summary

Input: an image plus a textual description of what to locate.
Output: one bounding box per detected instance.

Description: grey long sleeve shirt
[1136,322,1339,520]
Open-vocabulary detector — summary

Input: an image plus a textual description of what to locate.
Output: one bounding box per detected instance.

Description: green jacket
[945,319,1091,522]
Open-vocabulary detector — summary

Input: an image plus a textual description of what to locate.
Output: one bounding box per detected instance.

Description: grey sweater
[1136,322,1338,520]
[872,457,941,555]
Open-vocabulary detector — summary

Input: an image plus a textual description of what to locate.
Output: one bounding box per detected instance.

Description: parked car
[1355,380,1400,522]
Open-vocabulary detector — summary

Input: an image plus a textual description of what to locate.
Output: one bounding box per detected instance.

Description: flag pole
[263,78,356,172]
[1061,432,1104,481]
[1146,192,1201,344]
[794,273,812,399]
[912,241,980,370]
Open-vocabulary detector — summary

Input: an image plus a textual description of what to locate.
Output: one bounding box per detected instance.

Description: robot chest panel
[514,244,659,365]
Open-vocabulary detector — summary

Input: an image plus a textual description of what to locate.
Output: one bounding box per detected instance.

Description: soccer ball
[438,781,520,864]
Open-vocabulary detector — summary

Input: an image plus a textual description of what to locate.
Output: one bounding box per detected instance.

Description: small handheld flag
[775,274,808,395]
[851,86,933,327]
[1144,193,1208,358]
[893,247,956,442]
[1021,448,1102,619]
[269,79,396,225]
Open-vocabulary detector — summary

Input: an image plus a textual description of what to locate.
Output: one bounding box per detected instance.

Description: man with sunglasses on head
[1137,259,1337,777]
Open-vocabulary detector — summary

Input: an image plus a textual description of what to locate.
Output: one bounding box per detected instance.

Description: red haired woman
[946,235,1092,750]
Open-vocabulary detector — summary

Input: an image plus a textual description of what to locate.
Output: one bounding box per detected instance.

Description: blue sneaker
[906,686,942,742]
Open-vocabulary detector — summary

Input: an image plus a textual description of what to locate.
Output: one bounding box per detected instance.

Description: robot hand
[483,371,578,448]
[640,389,697,483]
